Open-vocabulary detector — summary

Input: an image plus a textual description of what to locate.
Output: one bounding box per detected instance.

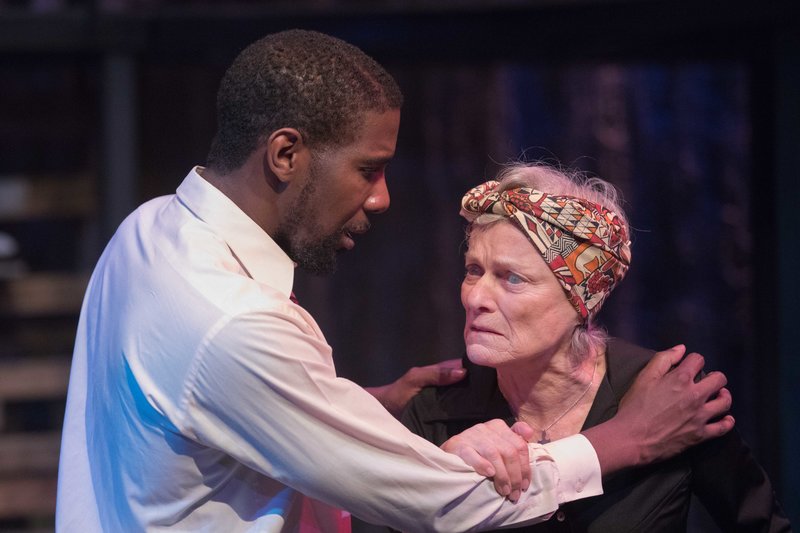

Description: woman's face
[461,222,580,368]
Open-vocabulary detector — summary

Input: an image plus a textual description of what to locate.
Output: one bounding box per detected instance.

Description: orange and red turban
[461,180,631,321]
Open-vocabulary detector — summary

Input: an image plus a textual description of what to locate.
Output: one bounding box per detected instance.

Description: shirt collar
[175,166,295,299]
[422,352,620,431]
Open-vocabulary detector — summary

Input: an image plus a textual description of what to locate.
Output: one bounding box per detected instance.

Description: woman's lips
[467,323,501,335]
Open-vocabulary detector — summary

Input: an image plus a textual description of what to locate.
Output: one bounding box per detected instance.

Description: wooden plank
[0,432,61,475]
[0,357,71,402]
[1,320,79,358]
[0,476,57,518]
[0,273,89,317]
[0,174,95,222]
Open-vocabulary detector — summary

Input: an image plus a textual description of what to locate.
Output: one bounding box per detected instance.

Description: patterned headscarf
[461,180,631,321]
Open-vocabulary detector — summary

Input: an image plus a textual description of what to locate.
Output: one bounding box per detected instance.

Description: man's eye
[360,167,380,178]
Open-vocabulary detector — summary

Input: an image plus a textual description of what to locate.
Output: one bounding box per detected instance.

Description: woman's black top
[401,339,791,532]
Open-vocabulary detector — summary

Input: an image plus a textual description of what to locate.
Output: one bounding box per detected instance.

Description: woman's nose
[463,277,495,312]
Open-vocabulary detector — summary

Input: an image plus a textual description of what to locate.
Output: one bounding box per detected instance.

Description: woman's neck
[497,344,606,443]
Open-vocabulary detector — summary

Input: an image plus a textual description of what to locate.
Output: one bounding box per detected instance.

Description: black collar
[415,338,653,432]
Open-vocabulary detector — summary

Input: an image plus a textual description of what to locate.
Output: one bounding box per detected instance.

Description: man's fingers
[695,371,728,400]
[436,359,467,385]
[642,344,686,378]
[704,414,736,439]
[610,346,737,468]
[409,359,466,387]
[702,386,733,419]
[672,352,705,381]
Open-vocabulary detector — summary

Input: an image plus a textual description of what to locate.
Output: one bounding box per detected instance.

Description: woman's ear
[264,128,310,184]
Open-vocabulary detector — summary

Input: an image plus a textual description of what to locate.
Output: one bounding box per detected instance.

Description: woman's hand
[441,419,536,501]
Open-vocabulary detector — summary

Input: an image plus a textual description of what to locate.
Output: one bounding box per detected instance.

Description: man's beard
[286,225,342,276]
[273,175,343,276]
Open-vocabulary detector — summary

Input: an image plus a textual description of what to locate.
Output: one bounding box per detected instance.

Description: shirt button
[576,480,584,493]
[556,510,566,522]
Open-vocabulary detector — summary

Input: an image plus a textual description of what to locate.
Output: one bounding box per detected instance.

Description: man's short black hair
[206,29,403,174]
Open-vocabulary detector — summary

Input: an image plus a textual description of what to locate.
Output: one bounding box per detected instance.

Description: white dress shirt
[56,167,602,532]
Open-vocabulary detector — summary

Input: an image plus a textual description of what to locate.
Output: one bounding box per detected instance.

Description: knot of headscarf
[460,180,631,321]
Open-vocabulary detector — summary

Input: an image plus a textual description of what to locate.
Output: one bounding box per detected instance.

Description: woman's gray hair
[467,161,630,363]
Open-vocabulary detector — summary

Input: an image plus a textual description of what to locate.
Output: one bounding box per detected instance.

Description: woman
[402,162,790,532]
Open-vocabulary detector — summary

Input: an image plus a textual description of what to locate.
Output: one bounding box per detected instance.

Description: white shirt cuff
[542,434,603,504]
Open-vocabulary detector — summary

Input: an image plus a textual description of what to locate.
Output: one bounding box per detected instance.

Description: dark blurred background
[0,1,797,531]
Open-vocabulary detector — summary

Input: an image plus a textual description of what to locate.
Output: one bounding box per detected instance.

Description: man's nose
[365,176,390,214]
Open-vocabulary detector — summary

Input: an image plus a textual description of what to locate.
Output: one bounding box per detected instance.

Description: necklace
[523,354,599,444]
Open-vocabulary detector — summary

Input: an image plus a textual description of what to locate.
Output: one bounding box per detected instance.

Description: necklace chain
[522,355,599,444]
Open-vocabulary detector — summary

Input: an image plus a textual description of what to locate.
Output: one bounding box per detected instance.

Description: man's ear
[264,128,310,184]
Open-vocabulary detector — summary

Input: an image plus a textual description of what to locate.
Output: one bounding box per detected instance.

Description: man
[56,30,733,532]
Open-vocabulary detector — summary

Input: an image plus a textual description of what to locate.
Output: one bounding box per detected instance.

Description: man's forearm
[582,419,642,476]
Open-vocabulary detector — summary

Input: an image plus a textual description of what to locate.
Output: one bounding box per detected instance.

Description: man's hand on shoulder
[584,344,735,475]
[365,358,466,418]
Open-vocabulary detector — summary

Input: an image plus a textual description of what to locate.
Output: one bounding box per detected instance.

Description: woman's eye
[506,273,524,284]
[464,265,482,278]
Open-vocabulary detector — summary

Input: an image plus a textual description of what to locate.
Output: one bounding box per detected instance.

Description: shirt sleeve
[540,435,603,504]
[175,308,603,532]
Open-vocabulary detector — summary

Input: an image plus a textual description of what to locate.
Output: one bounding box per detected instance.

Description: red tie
[289,291,299,305]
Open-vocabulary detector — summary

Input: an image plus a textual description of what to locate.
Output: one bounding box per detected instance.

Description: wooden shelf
[0,27,94,527]
[0,273,89,318]
[0,175,95,222]
[0,476,57,519]
[0,359,69,524]
[0,432,61,476]
[0,357,71,404]
[0,357,70,525]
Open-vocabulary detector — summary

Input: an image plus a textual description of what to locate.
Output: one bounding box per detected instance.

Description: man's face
[275,109,400,274]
